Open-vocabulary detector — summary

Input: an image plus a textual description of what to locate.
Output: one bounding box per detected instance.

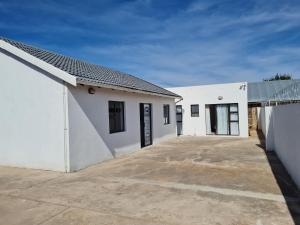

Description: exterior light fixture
[88,87,95,94]
[218,96,223,100]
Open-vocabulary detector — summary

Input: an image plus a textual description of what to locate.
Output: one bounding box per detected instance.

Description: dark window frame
[204,103,240,136]
[228,103,239,136]
[163,104,170,125]
[191,104,199,117]
[108,101,125,134]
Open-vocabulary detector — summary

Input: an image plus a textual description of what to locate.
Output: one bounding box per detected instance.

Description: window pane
[109,102,115,132]
[109,101,125,133]
[163,104,170,124]
[191,104,199,117]
[176,114,182,122]
[230,104,238,112]
[163,105,167,117]
[216,105,229,135]
[230,113,238,121]
[118,102,124,131]
[230,122,239,135]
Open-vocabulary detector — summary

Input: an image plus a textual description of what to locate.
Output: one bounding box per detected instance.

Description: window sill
[109,130,125,134]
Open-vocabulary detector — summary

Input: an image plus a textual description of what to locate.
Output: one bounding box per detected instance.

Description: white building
[168,82,248,137]
[0,38,179,172]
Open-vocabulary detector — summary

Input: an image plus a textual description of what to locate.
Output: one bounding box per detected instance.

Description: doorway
[176,105,183,136]
[205,103,239,136]
[140,103,152,147]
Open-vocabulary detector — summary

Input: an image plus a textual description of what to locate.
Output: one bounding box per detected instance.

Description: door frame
[205,103,240,136]
[176,105,183,136]
[140,103,153,148]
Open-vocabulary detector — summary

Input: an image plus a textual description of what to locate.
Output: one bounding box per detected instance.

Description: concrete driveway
[1,136,300,225]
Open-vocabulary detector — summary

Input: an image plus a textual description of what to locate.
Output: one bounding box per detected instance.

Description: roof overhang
[77,78,181,99]
[0,40,77,86]
[0,40,181,99]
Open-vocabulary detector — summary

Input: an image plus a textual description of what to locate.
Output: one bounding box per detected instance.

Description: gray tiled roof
[248,79,300,102]
[0,37,180,98]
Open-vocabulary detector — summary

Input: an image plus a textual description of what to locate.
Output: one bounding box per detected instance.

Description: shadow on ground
[257,130,300,224]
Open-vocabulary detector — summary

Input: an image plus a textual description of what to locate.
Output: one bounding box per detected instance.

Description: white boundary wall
[262,104,300,189]
[260,106,275,151]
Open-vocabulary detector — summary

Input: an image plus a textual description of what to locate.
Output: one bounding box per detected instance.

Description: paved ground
[1,136,300,225]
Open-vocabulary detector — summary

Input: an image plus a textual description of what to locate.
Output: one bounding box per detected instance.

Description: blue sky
[1,0,300,87]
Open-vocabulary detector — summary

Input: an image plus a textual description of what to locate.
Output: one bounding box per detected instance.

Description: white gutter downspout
[175,97,183,104]
[63,82,70,172]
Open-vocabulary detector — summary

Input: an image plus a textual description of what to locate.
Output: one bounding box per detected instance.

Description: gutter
[175,97,183,104]
[77,78,181,99]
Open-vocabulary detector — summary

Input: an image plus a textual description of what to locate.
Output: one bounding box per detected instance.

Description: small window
[109,101,125,133]
[163,104,170,124]
[191,104,199,117]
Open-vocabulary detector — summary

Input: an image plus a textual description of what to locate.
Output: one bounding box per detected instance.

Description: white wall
[260,107,266,136]
[67,85,176,171]
[0,50,66,171]
[259,106,275,151]
[264,104,300,189]
[168,82,248,137]
[257,107,262,130]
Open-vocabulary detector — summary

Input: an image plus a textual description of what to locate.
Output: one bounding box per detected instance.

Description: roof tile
[1,37,180,98]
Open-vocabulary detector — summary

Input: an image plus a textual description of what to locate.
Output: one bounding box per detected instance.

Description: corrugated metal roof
[0,37,180,98]
[248,79,300,102]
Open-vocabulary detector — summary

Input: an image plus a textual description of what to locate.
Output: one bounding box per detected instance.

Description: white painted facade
[67,85,176,171]
[0,49,66,171]
[0,48,177,172]
[168,82,248,137]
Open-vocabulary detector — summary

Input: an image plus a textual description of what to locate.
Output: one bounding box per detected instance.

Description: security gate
[176,105,183,136]
[140,103,152,147]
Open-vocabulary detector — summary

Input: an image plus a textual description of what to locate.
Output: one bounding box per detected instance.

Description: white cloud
[3,0,300,86]
[79,1,300,86]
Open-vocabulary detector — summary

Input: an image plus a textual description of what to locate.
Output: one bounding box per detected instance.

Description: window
[163,104,170,124]
[109,101,125,133]
[191,104,199,117]
[229,104,239,135]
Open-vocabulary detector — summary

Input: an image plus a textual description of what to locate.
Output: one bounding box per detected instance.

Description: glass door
[205,103,239,136]
[216,105,229,135]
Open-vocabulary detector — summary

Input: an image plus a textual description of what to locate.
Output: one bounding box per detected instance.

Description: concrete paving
[0,136,300,225]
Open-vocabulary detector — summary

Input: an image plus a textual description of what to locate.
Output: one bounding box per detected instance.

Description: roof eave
[77,78,181,99]
[0,40,77,86]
